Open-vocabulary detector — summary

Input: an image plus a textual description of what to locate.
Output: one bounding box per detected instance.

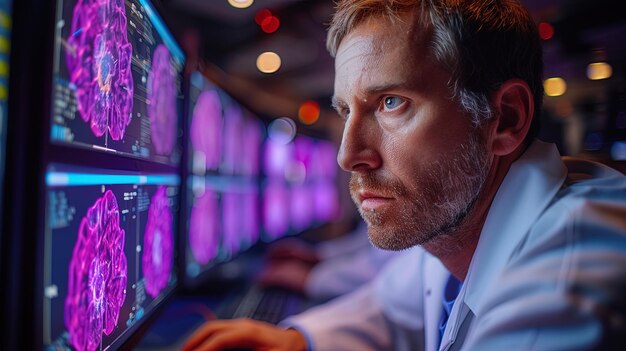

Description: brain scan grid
[44,169,179,350]
[51,0,184,166]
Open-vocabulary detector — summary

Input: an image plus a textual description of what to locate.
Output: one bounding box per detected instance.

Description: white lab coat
[284,141,626,350]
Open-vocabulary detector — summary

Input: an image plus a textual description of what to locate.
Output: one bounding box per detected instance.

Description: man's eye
[382,96,405,111]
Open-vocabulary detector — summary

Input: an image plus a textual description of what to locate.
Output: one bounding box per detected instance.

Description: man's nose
[337,113,382,172]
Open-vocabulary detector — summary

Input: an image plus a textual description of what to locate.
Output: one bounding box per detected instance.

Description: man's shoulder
[560,156,626,191]
[542,156,626,216]
[510,155,626,267]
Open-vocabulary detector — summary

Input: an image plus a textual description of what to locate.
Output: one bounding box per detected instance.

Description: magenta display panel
[260,135,341,240]
[190,89,223,171]
[290,183,314,231]
[189,189,220,265]
[147,45,178,156]
[51,0,185,166]
[263,139,294,179]
[188,71,264,177]
[64,190,128,351]
[262,180,290,240]
[43,167,180,351]
[185,176,260,279]
[185,71,265,281]
[142,186,174,298]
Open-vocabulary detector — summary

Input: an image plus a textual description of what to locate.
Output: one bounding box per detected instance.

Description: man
[183,0,626,350]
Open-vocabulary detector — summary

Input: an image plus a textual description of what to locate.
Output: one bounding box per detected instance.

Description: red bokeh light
[298,101,320,125]
[255,9,272,25]
[261,15,280,34]
[538,22,554,40]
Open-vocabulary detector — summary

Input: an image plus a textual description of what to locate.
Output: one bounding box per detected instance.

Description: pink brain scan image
[263,181,290,239]
[241,191,260,246]
[290,184,313,231]
[222,106,245,174]
[241,118,263,176]
[191,90,223,170]
[64,190,128,351]
[221,191,241,256]
[189,190,220,264]
[148,45,177,155]
[142,186,174,298]
[66,0,134,141]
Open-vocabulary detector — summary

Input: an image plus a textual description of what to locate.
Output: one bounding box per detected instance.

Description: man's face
[333,13,492,251]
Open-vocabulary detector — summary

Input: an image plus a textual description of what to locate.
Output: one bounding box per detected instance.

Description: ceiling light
[256,52,281,74]
[538,22,554,41]
[228,0,254,9]
[261,15,280,34]
[544,77,566,97]
[298,101,320,125]
[587,62,612,80]
[255,9,272,25]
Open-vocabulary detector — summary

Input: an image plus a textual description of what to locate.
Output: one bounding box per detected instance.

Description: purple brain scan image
[263,140,294,179]
[66,0,134,141]
[191,90,223,170]
[294,136,314,176]
[148,45,177,155]
[64,190,128,351]
[241,191,260,246]
[222,106,245,174]
[314,180,340,222]
[221,191,240,255]
[311,141,338,179]
[189,190,220,264]
[142,186,174,298]
[263,181,290,239]
[241,118,263,176]
[291,184,313,231]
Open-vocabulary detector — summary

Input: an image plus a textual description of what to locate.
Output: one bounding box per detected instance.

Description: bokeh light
[538,22,554,40]
[228,0,254,9]
[587,62,612,80]
[544,77,567,97]
[256,51,281,73]
[268,117,296,144]
[255,9,271,25]
[298,100,320,125]
[261,15,280,34]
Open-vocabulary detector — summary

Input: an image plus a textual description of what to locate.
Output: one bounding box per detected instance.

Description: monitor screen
[261,135,340,239]
[43,165,180,351]
[185,71,264,281]
[50,0,185,166]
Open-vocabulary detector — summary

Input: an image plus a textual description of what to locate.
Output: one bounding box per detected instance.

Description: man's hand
[182,318,308,351]
[265,238,320,265]
[256,261,312,294]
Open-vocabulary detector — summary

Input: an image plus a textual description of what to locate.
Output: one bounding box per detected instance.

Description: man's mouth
[358,191,395,210]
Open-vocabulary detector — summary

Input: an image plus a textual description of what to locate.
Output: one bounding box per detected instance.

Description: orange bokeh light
[298,101,320,125]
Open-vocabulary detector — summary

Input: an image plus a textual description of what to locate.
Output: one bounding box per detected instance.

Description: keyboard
[219,286,306,324]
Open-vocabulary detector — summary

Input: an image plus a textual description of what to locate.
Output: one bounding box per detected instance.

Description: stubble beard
[350,132,491,251]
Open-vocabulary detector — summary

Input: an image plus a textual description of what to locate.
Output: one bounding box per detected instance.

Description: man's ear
[488,79,534,156]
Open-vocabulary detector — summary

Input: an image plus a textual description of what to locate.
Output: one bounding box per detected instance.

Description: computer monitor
[261,135,340,239]
[43,165,180,351]
[50,0,184,166]
[38,0,185,349]
[185,71,264,284]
